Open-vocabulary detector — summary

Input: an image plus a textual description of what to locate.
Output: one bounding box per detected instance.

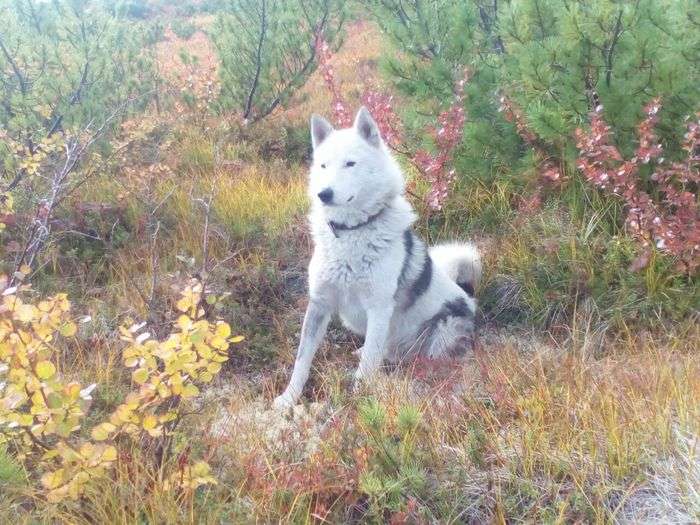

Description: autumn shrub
[0,1,158,291]
[0,275,241,503]
[413,72,469,211]
[0,1,154,170]
[575,100,699,275]
[369,0,699,165]
[498,0,699,151]
[365,0,699,197]
[316,37,469,211]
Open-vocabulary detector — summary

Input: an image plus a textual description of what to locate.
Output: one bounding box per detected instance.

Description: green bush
[0,1,155,174]
[171,18,198,40]
[368,0,699,159]
[499,0,699,153]
[211,0,346,122]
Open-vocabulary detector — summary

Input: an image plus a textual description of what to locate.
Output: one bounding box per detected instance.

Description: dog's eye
[345,161,356,167]
[320,163,327,169]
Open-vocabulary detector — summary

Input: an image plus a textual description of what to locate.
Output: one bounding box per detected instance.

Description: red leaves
[575,100,699,274]
[498,94,563,184]
[316,35,405,149]
[415,71,469,211]
[315,37,353,128]
[360,88,403,149]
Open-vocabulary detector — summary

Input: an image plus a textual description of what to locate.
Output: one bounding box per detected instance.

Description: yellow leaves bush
[0,290,81,440]
[2,132,63,177]
[0,280,241,502]
[163,460,217,491]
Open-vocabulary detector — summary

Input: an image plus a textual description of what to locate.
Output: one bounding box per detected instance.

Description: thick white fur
[274,108,480,409]
[429,243,482,291]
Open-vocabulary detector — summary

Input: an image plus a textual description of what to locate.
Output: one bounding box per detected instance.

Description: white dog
[274,107,481,408]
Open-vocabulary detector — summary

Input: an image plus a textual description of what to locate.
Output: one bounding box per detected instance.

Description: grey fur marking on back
[397,229,414,287]
[418,296,475,356]
[406,251,432,309]
[457,281,475,297]
[429,296,474,324]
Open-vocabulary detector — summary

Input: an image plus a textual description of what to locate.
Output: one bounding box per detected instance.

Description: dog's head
[308,107,404,224]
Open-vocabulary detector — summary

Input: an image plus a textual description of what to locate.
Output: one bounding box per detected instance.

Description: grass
[193,324,699,523]
[211,166,307,241]
[1,12,698,525]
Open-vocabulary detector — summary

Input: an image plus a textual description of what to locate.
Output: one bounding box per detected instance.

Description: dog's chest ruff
[308,198,417,299]
[316,226,393,286]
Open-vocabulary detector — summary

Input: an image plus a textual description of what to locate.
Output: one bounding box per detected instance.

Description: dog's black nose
[317,188,334,204]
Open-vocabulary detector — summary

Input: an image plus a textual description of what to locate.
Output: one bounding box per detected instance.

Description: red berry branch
[360,88,403,149]
[315,36,353,128]
[316,36,404,149]
[498,94,562,184]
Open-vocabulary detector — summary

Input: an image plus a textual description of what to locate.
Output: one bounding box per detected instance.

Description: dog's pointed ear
[310,114,333,149]
[354,106,381,147]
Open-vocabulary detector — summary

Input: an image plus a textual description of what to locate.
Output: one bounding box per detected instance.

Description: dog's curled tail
[429,242,482,296]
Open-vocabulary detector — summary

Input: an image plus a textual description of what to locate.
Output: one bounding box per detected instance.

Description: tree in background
[0,0,155,278]
[499,0,700,152]
[211,0,346,123]
[365,1,698,233]
[365,0,502,94]
[365,0,699,172]
[363,0,522,180]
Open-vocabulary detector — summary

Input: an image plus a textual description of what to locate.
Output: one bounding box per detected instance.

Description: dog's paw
[272,392,296,411]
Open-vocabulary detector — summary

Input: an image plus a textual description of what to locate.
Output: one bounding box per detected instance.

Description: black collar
[328,206,387,238]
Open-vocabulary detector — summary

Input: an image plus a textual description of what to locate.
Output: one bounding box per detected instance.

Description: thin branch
[0,34,28,94]
[243,0,267,120]
[605,10,624,88]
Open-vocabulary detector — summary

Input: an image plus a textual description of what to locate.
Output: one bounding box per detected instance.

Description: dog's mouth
[346,195,354,202]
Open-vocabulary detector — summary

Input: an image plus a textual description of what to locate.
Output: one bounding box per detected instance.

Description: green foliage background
[0,0,155,153]
[211,0,346,121]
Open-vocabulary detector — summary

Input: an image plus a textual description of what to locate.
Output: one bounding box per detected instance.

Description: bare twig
[0,34,28,94]
[148,220,161,310]
[605,10,624,88]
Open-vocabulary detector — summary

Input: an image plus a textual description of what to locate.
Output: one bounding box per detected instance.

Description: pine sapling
[498,94,562,185]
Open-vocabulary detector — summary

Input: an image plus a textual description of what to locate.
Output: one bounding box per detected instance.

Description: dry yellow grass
[204,322,699,523]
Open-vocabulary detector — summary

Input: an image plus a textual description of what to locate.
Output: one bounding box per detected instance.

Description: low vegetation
[0,0,697,522]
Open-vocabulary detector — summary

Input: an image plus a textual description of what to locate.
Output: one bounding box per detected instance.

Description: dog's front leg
[273,300,330,409]
[355,305,394,383]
